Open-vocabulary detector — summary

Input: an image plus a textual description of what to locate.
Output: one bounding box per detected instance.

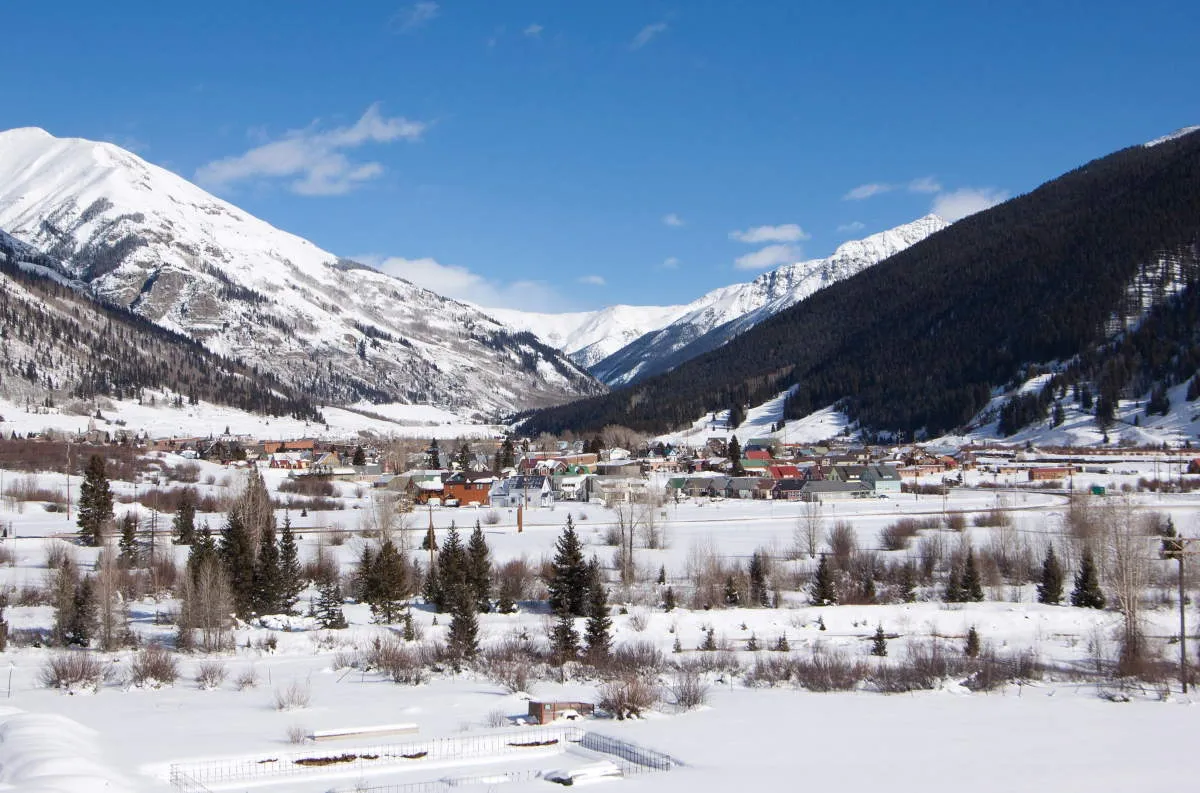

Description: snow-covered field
[0,395,502,442]
[0,455,1197,792]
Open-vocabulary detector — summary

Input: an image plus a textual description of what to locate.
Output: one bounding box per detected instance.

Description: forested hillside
[521,130,1200,437]
[0,233,324,421]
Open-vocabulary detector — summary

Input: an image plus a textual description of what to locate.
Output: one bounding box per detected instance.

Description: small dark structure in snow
[527,701,594,725]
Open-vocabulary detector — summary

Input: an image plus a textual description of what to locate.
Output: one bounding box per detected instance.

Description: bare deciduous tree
[794,501,823,559]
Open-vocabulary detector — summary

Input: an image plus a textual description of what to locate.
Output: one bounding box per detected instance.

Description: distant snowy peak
[1144,126,1200,147]
[484,303,689,368]
[0,127,603,416]
[590,214,948,386]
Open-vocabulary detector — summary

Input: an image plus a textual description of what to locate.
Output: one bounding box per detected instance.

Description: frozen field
[0,453,1197,792]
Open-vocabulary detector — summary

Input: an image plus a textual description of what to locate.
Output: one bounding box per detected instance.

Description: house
[442,471,497,506]
[1029,466,1074,482]
[725,477,772,499]
[771,478,809,501]
[556,473,597,502]
[861,465,903,494]
[489,475,554,508]
[595,460,643,478]
[797,480,871,502]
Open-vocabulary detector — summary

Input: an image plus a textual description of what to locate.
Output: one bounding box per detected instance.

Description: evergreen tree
[187,523,218,584]
[447,587,479,664]
[547,516,589,616]
[663,586,677,612]
[773,633,790,652]
[219,511,256,618]
[700,627,718,651]
[810,554,837,605]
[964,625,981,658]
[657,565,666,585]
[355,544,377,603]
[427,438,441,469]
[746,633,759,651]
[550,609,579,663]
[369,539,409,624]
[727,435,745,476]
[76,454,113,546]
[1036,545,1064,605]
[584,559,612,660]
[454,442,471,470]
[278,515,303,614]
[435,524,467,613]
[315,577,348,629]
[1071,548,1106,609]
[251,519,281,615]
[500,436,516,469]
[173,489,196,545]
[466,521,492,613]
[962,550,984,602]
[118,512,139,568]
[944,565,965,603]
[898,560,917,603]
[352,445,367,466]
[422,560,443,610]
[0,593,9,653]
[748,551,769,607]
[871,625,888,657]
[67,575,98,647]
[723,575,741,606]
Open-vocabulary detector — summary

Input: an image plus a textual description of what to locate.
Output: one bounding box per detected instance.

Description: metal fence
[169,726,580,789]
[169,726,675,792]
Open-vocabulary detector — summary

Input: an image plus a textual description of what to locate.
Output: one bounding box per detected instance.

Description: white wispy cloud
[524,23,544,37]
[729,223,810,244]
[734,243,801,270]
[907,175,942,194]
[931,187,1009,222]
[195,104,425,196]
[662,212,685,227]
[392,1,438,31]
[661,256,680,269]
[578,274,606,286]
[836,221,865,233]
[843,183,894,201]
[363,254,567,311]
[631,21,668,49]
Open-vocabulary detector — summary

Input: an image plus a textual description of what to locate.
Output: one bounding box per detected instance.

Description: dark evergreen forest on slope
[521,130,1200,437]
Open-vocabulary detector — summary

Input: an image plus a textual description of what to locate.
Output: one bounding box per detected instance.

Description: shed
[528,701,595,725]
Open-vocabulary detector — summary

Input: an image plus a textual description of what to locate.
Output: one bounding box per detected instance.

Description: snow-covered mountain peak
[0,128,603,416]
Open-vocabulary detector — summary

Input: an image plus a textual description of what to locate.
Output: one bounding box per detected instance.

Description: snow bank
[0,711,132,792]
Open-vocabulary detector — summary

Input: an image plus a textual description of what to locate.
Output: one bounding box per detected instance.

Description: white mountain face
[0,128,603,418]
[483,303,691,369]
[506,215,947,386]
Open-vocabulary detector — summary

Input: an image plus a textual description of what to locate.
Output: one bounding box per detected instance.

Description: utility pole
[1161,536,1199,693]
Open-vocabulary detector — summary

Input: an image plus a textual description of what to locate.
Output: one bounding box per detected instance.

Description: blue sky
[2,1,1198,311]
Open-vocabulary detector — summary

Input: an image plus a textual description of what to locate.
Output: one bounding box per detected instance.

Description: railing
[168,726,676,791]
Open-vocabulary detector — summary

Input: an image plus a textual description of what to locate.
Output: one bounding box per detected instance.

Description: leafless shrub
[963,648,1045,692]
[881,519,921,551]
[483,509,501,526]
[603,525,623,546]
[286,724,310,744]
[790,649,869,692]
[680,650,741,676]
[826,522,857,570]
[40,652,107,691]
[603,640,666,680]
[130,644,180,688]
[944,512,967,532]
[0,543,13,568]
[331,649,362,670]
[44,541,75,570]
[366,636,425,684]
[916,533,945,582]
[496,557,535,605]
[485,709,509,728]
[627,610,650,632]
[325,525,349,546]
[278,476,337,497]
[171,462,201,483]
[598,676,659,719]
[666,668,709,710]
[478,634,545,693]
[235,666,261,691]
[16,581,48,607]
[274,679,312,710]
[195,660,228,690]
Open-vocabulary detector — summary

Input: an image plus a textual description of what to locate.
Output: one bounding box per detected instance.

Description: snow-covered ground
[0,456,1198,792]
[0,395,503,442]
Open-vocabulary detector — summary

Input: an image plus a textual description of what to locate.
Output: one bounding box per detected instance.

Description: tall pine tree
[810,554,837,605]
[436,524,467,613]
[219,512,256,618]
[1036,545,1064,605]
[584,558,612,660]
[278,515,303,614]
[369,539,409,624]
[962,549,984,602]
[251,518,281,615]
[77,454,113,546]
[548,516,589,616]
[466,521,492,613]
[1071,548,1106,609]
[173,489,197,545]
